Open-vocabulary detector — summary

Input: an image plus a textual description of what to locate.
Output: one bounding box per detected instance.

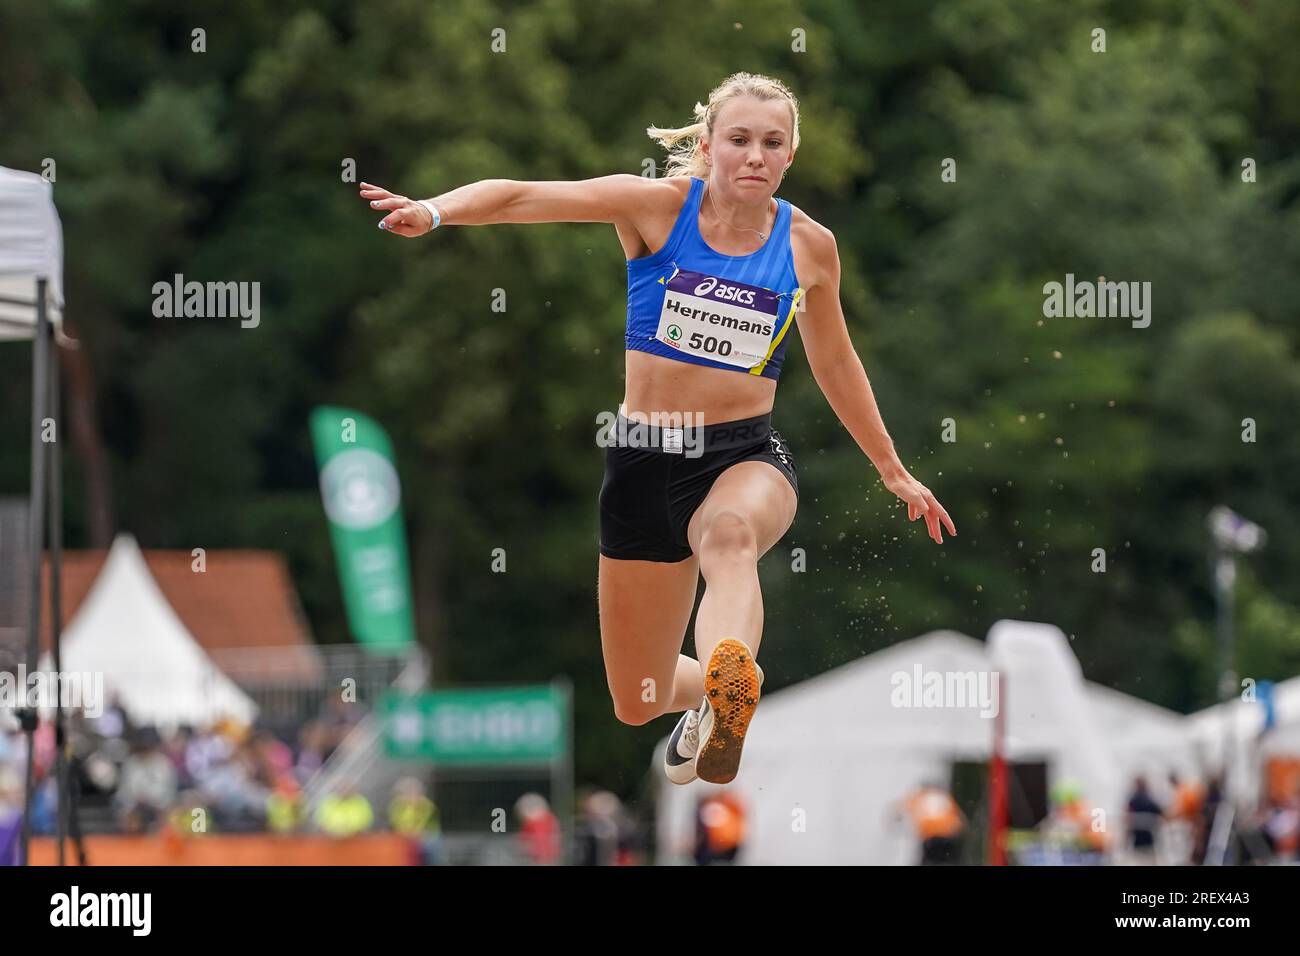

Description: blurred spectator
[1165,771,1206,863]
[31,775,59,835]
[165,789,212,839]
[1126,776,1163,864]
[315,783,373,837]
[91,692,132,742]
[0,729,25,780]
[114,729,178,833]
[320,697,362,757]
[1043,780,1107,857]
[575,789,634,866]
[1263,793,1300,862]
[161,726,194,790]
[0,764,21,866]
[387,776,438,834]
[82,749,119,796]
[1191,775,1222,865]
[32,720,56,781]
[387,777,442,864]
[266,775,305,834]
[514,793,562,865]
[252,730,294,784]
[897,782,964,865]
[1168,773,1207,821]
[695,790,747,865]
[202,741,269,832]
[185,727,233,788]
[294,721,329,783]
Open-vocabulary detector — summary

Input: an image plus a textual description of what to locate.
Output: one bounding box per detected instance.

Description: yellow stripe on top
[750,288,804,376]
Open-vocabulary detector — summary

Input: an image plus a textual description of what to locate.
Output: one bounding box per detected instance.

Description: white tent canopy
[41,533,257,727]
[655,620,1199,865]
[1186,676,1300,799]
[0,166,64,339]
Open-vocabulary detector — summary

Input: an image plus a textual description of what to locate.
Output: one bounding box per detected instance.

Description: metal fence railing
[207,644,412,729]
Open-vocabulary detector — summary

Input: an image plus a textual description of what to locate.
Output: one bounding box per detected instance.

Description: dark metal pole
[553,675,574,864]
[20,277,49,867]
[1214,547,1236,805]
[48,328,67,866]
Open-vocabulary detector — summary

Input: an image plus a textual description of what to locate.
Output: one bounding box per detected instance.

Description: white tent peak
[988,619,1081,679]
[44,532,257,727]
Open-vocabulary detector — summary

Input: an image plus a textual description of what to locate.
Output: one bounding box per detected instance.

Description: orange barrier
[29,833,416,866]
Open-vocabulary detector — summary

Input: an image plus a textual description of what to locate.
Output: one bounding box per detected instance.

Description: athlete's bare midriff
[616,176,819,426]
[622,351,778,424]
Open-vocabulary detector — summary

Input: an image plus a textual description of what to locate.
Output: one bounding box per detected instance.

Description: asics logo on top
[692,276,756,306]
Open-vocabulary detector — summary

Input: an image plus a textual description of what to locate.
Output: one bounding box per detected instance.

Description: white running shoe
[663,645,763,786]
[663,706,702,785]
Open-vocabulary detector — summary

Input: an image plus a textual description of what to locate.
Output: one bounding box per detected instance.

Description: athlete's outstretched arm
[797,226,956,544]
[359,174,659,237]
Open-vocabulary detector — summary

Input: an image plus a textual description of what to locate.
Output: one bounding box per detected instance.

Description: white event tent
[0,166,64,340]
[39,534,257,727]
[654,620,1199,865]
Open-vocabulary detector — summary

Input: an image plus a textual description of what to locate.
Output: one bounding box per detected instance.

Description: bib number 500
[688,333,732,356]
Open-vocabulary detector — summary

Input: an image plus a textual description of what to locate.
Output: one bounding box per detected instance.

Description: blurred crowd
[888,771,1300,866]
[1126,773,1300,866]
[0,692,366,840]
[1017,772,1299,865]
[0,697,643,866]
[10,692,1297,866]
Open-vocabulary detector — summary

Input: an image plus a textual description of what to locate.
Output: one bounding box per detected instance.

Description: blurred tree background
[1,0,1297,796]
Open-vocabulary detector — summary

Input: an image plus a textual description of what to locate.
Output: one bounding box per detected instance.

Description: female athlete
[360,72,955,786]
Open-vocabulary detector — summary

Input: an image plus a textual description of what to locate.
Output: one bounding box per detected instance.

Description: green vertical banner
[310,406,415,653]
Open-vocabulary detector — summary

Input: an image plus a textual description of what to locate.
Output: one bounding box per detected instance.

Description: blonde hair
[646,72,801,180]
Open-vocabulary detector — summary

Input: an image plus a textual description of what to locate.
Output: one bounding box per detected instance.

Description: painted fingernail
[370,201,377,207]
[378,221,387,229]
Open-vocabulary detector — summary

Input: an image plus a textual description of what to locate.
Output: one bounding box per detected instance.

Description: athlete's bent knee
[699,510,758,563]
[612,697,665,726]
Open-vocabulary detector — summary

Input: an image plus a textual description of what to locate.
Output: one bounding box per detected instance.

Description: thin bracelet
[417,199,441,232]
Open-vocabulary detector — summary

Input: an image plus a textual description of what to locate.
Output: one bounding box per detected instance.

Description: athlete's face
[704,96,795,197]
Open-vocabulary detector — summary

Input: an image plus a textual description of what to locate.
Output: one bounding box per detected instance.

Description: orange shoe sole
[696,638,761,784]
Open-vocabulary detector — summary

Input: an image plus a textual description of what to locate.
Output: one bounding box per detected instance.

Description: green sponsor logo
[320,449,401,531]
[382,687,568,764]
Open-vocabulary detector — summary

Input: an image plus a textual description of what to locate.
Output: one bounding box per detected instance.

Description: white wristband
[417,199,441,232]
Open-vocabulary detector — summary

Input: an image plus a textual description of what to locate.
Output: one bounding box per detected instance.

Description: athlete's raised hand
[882,468,956,544]
[359,182,436,237]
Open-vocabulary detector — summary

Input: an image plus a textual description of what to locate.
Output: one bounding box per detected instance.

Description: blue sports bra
[624,177,803,381]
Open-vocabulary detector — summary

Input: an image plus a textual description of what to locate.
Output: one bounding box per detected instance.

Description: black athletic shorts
[598,407,798,563]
